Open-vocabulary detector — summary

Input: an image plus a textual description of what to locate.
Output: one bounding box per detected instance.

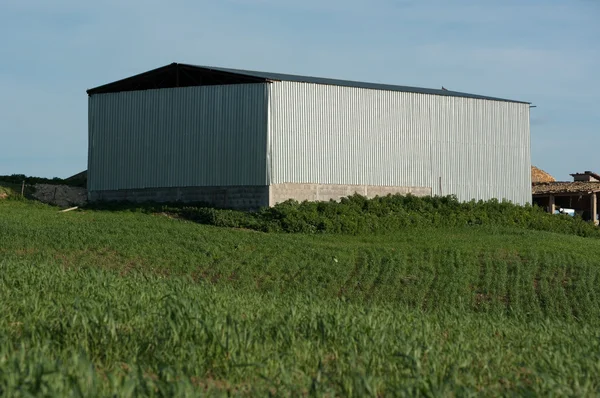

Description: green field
[1,199,600,396]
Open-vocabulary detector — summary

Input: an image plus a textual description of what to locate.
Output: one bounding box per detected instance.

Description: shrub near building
[124,194,600,237]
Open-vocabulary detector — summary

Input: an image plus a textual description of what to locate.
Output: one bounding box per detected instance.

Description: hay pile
[531,166,555,183]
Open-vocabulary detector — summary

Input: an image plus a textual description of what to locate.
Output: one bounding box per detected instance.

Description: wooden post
[548,195,555,214]
[592,192,598,226]
[21,180,25,197]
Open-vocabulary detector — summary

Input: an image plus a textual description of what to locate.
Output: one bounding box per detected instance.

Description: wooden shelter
[532,171,599,225]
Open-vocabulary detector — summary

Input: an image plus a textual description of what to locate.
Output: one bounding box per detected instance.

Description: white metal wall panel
[88,84,268,191]
[268,82,531,204]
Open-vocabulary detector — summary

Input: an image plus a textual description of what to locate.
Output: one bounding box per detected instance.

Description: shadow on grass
[80,193,600,238]
[82,200,270,231]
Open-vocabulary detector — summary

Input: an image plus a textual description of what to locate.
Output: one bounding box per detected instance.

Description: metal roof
[87,62,529,104]
[190,64,528,104]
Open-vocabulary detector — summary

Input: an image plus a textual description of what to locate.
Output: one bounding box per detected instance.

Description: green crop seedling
[1,197,599,396]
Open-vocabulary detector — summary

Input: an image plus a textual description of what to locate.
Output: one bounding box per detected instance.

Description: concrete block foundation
[88,186,270,209]
[89,183,432,209]
[269,183,431,206]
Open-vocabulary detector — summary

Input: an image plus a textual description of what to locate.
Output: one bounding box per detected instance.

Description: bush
[99,194,600,238]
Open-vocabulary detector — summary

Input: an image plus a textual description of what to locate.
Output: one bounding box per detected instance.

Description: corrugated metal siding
[268,81,531,204]
[89,84,268,191]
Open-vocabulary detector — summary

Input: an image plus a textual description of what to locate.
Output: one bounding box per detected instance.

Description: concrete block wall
[88,186,269,209]
[269,183,431,206]
[89,183,432,209]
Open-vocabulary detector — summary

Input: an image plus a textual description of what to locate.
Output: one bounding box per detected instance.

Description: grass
[88,194,600,238]
[0,180,36,199]
[0,184,19,199]
[1,199,600,396]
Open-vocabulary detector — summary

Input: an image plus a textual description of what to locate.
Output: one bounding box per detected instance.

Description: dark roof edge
[88,62,530,104]
[86,63,177,95]
[185,63,530,104]
[178,63,274,82]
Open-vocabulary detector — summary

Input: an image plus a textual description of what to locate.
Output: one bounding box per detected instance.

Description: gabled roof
[65,170,87,181]
[87,63,529,104]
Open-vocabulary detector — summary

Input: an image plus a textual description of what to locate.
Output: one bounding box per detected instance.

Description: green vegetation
[0,185,14,198]
[90,194,600,238]
[0,172,74,201]
[0,173,86,188]
[0,182,29,199]
[1,198,600,396]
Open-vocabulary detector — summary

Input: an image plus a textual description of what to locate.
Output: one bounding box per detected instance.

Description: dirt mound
[31,184,87,208]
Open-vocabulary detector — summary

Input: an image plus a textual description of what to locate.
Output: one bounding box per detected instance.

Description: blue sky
[0,0,598,180]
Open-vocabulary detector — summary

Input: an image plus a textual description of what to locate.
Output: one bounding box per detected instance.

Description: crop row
[2,259,599,396]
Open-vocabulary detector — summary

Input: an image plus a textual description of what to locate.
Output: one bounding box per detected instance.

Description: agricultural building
[87,63,531,208]
[533,171,600,225]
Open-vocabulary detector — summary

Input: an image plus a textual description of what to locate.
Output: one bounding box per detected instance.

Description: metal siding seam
[88,97,94,191]
[269,81,530,204]
[89,84,268,191]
